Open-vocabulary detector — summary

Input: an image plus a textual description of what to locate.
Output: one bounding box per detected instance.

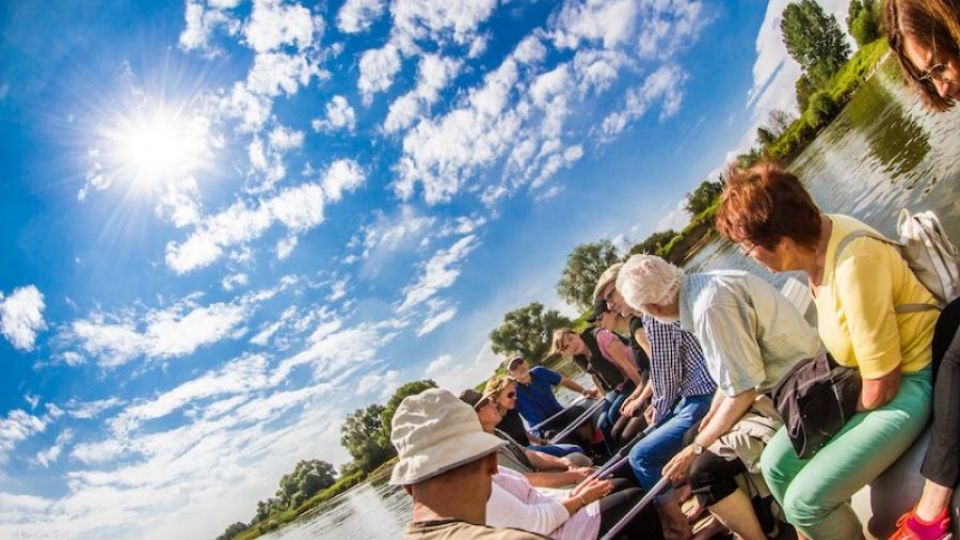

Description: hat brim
[390,430,505,485]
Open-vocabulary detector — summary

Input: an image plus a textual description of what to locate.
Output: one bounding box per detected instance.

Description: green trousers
[760,369,932,540]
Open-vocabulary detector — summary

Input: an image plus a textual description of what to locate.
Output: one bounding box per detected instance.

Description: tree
[630,230,678,256]
[340,404,395,473]
[556,240,622,311]
[795,73,817,111]
[685,179,724,216]
[490,302,574,364]
[781,0,851,88]
[847,0,879,47]
[272,459,338,510]
[767,109,796,135]
[381,380,438,439]
[217,522,249,540]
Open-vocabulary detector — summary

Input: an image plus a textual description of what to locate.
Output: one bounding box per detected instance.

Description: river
[259,59,960,540]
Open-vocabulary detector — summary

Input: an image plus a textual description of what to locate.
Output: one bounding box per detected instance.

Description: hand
[662,445,699,484]
[568,466,595,480]
[583,388,602,399]
[643,404,655,425]
[570,478,614,504]
[620,396,643,417]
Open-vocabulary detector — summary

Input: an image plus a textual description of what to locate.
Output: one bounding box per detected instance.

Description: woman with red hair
[716,162,938,540]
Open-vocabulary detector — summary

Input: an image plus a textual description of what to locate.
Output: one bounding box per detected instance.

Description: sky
[0,0,851,538]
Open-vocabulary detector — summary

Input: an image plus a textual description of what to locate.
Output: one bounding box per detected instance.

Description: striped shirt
[678,271,822,396]
[642,315,717,423]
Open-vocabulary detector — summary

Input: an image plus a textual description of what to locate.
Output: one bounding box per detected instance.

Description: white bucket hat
[389,388,506,486]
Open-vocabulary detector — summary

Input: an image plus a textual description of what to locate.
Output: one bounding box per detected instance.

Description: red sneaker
[889,508,951,540]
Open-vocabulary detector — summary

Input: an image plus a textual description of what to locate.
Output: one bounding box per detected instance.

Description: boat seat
[852,426,933,538]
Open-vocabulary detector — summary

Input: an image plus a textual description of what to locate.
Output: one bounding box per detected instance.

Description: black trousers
[688,450,746,507]
[597,478,665,539]
[921,298,960,488]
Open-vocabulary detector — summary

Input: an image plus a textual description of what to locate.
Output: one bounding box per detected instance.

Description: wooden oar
[528,395,589,433]
[599,476,671,540]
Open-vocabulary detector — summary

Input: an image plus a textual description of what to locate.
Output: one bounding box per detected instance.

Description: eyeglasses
[918,62,947,83]
[506,392,516,399]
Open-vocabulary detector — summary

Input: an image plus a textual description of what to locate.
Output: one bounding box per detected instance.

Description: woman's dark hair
[885,0,960,112]
[716,162,822,250]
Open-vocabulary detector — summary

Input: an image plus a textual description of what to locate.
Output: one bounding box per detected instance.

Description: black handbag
[770,351,862,459]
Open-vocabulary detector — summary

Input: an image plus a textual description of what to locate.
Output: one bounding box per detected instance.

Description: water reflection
[261,58,960,540]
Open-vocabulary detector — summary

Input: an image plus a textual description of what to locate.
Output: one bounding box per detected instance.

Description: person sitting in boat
[883,2,960,537]
[887,0,960,111]
[507,357,601,450]
[715,162,937,540]
[594,263,718,540]
[551,325,643,450]
[615,253,821,540]
[460,388,594,489]
[485,376,591,462]
[389,388,549,539]
[587,301,653,446]
[461,388,666,539]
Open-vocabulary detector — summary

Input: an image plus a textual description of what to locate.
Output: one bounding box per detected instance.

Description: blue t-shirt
[514,366,564,428]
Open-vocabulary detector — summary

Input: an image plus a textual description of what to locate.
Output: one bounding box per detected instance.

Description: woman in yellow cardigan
[715,162,937,540]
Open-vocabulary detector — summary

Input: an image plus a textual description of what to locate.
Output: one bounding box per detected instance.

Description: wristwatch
[691,442,704,455]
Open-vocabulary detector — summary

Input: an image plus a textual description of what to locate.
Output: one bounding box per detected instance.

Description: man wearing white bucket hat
[390,388,549,539]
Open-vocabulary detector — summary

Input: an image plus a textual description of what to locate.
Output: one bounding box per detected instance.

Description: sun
[100,103,211,195]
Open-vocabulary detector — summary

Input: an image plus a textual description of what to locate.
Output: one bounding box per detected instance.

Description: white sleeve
[486,473,570,534]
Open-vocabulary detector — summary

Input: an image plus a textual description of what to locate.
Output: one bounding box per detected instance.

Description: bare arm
[693,389,757,448]
[606,339,643,386]
[633,326,652,359]
[524,470,587,489]
[525,448,572,471]
[858,369,901,411]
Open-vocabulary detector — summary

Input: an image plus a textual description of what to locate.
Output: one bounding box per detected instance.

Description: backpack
[834,209,960,311]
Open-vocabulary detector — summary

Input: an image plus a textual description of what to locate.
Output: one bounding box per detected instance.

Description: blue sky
[0,0,852,537]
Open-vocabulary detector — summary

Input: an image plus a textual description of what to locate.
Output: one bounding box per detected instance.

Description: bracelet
[578,494,588,507]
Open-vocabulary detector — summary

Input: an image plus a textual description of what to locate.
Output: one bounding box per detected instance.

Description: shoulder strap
[834,230,940,314]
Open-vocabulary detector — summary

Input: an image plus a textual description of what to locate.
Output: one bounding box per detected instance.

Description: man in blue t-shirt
[507,357,601,445]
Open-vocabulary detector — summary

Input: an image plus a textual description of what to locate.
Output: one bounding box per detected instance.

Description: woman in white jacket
[486,467,665,539]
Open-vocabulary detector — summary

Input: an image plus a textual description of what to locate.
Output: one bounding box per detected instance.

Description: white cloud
[66,296,249,368]
[36,429,74,468]
[0,285,47,352]
[178,0,241,56]
[321,159,366,202]
[425,342,502,392]
[389,0,499,51]
[221,273,250,291]
[357,43,402,104]
[417,300,457,337]
[65,398,125,420]
[0,406,60,465]
[243,0,320,53]
[398,235,479,311]
[356,372,381,395]
[327,278,348,302]
[311,95,356,133]
[384,54,462,133]
[552,0,639,50]
[165,182,322,273]
[337,0,386,33]
[599,63,689,142]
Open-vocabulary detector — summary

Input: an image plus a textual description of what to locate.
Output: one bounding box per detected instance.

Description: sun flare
[101,104,211,194]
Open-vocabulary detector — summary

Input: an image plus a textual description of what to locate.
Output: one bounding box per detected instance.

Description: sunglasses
[505,392,516,399]
[738,242,759,257]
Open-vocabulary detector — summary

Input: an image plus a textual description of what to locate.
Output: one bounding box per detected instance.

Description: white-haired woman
[615,254,822,540]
